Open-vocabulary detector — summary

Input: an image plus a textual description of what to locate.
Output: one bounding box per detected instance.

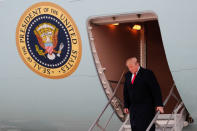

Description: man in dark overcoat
[123,57,164,131]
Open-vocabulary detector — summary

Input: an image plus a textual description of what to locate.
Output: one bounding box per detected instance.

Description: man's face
[127,63,138,74]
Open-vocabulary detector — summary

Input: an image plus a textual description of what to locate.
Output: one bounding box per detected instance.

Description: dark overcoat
[123,66,163,131]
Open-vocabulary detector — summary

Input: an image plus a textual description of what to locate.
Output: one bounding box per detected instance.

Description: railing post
[88,68,126,131]
[146,83,175,131]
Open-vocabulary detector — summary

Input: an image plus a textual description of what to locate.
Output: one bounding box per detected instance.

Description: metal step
[156,114,176,128]
[123,124,132,131]
[119,113,186,131]
[156,127,174,131]
[121,124,174,131]
[121,122,174,131]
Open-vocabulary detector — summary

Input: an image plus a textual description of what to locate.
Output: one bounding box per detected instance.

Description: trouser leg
[129,112,137,131]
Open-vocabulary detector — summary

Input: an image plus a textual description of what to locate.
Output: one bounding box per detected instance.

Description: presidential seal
[16,2,82,79]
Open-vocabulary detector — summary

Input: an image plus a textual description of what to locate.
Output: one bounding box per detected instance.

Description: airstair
[119,104,188,131]
[119,84,188,131]
[88,69,189,131]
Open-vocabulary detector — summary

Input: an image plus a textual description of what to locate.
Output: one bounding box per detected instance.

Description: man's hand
[156,106,164,113]
[123,108,129,114]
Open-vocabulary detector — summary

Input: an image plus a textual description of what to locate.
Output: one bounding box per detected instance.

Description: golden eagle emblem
[34,23,64,60]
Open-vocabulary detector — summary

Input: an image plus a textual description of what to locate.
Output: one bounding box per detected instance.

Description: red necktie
[131,73,136,84]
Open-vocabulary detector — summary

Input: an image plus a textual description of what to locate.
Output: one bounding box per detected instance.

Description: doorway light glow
[112,23,119,26]
[132,24,141,30]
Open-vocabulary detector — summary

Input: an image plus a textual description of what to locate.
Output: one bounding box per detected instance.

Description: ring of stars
[26,15,72,68]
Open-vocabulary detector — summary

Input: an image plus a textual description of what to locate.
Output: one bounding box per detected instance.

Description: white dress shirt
[131,66,140,82]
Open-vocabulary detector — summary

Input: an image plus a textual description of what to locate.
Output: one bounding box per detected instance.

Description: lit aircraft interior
[87,12,192,131]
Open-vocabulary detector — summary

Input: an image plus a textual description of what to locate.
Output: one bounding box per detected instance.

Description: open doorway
[87,12,188,122]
